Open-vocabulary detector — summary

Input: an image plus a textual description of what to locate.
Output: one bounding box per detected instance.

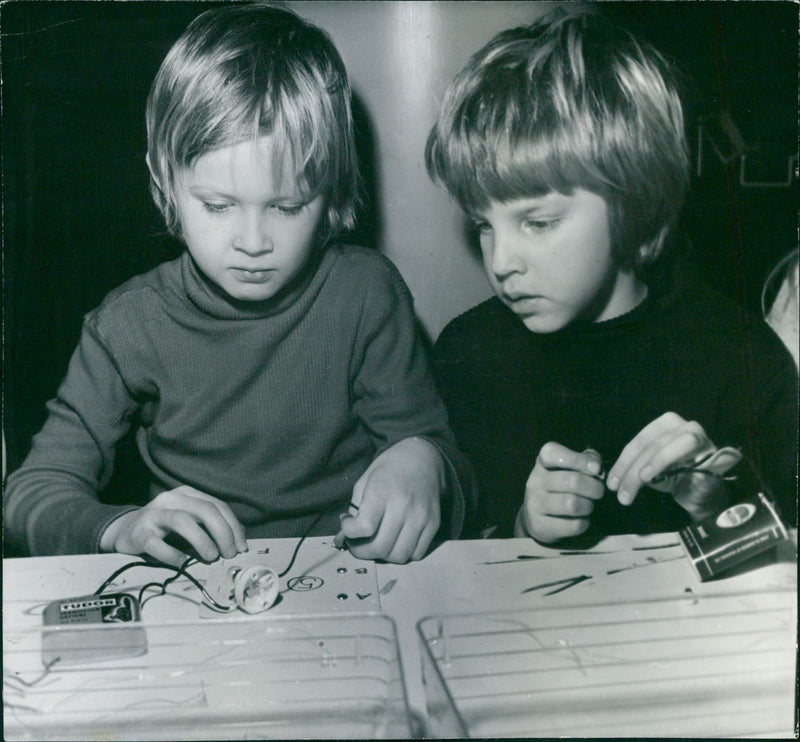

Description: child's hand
[334,437,444,563]
[517,443,605,543]
[606,412,731,520]
[99,486,248,567]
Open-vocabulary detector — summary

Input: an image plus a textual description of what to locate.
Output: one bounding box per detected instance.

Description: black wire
[94,555,229,609]
[138,556,207,608]
[138,581,168,608]
[649,466,735,485]
[648,447,772,500]
[94,499,352,609]
[93,561,185,595]
[278,497,351,577]
[136,558,194,606]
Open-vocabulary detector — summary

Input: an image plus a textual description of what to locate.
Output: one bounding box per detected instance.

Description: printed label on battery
[679,492,788,581]
[60,597,117,613]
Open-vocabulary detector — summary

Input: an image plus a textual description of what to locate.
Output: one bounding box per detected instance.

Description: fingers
[107,487,249,565]
[519,508,592,543]
[607,413,714,505]
[153,487,247,559]
[411,518,440,561]
[538,442,604,479]
[138,533,195,568]
[338,493,387,547]
[337,439,443,563]
[339,486,440,563]
[520,443,605,543]
[534,487,597,517]
[167,487,249,554]
[118,509,220,564]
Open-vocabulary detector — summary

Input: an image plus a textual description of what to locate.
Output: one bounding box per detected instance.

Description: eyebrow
[186,186,236,199]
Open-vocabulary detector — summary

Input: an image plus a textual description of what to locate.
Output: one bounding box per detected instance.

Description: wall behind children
[3,1,797,474]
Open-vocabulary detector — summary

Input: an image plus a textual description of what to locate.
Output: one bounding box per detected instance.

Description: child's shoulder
[88,256,182,321]
[331,243,400,273]
[671,260,771,333]
[327,244,410,294]
[663,259,795,364]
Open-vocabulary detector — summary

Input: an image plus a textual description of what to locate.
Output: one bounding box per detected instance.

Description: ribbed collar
[178,248,328,320]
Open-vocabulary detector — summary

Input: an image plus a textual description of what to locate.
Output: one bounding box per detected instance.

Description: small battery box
[679,492,789,581]
[41,593,147,666]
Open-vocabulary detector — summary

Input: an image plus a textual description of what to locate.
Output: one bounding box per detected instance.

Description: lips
[502,292,546,315]
[503,290,543,302]
[232,267,274,283]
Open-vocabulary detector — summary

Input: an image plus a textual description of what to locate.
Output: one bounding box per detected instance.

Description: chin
[224,284,279,303]
[519,314,570,334]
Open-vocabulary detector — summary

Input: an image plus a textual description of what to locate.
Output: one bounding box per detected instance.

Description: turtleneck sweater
[5,245,475,556]
[433,259,797,540]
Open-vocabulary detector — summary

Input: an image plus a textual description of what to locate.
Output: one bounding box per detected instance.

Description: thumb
[581,448,605,479]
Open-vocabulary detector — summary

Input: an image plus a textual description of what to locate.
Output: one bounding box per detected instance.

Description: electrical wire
[278,497,351,577]
[94,557,232,611]
[94,561,186,596]
[93,497,354,611]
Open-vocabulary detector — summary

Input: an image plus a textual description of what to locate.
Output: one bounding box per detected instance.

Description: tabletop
[4,531,797,739]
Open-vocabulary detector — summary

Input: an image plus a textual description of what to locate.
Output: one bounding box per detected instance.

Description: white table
[4,532,797,739]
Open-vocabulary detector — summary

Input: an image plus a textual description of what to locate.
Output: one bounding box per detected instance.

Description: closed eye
[273,203,306,216]
[201,201,232,214]
[523,217,560,232]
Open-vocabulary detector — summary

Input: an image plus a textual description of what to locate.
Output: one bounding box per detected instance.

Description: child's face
[173,136,325,303]
[473,188,645,333]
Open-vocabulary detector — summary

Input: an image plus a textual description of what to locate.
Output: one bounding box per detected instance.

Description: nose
[487,227,527,280]
[234,209,272,255]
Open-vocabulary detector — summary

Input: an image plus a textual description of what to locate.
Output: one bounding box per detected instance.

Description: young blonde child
[5,2,474,565]
[427,7,797,543]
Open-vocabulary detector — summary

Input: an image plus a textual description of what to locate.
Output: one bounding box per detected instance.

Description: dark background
[2,1,798,481]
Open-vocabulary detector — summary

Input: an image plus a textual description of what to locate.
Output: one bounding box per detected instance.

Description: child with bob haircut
[5,2,475,565]
[427,7,797,543]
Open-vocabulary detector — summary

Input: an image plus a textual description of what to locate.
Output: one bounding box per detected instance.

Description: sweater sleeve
[432,313,512,537]
[350,262,476,539]
[3,317,141,556]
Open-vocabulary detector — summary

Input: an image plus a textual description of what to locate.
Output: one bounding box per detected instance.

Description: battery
[41,592,147,666]
[679,492,789,581]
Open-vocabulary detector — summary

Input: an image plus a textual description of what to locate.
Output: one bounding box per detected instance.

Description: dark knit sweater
[5,245,475,556]
[433,259,798,540]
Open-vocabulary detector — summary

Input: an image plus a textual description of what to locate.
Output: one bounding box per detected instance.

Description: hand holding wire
[99,486,248,567]
[335,437,443,563]
[606,412,741,520]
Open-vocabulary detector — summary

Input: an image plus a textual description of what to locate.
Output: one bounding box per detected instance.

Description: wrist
[99,510,135,552]
[408,436,447,491]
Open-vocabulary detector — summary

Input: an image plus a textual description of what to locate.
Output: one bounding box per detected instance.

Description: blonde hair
[426,6,689,272]
[146,2,358,241]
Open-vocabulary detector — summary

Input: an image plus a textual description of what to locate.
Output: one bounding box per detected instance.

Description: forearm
[354,276,477,539]
[4,317,146,555]
[4,466,138,556]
